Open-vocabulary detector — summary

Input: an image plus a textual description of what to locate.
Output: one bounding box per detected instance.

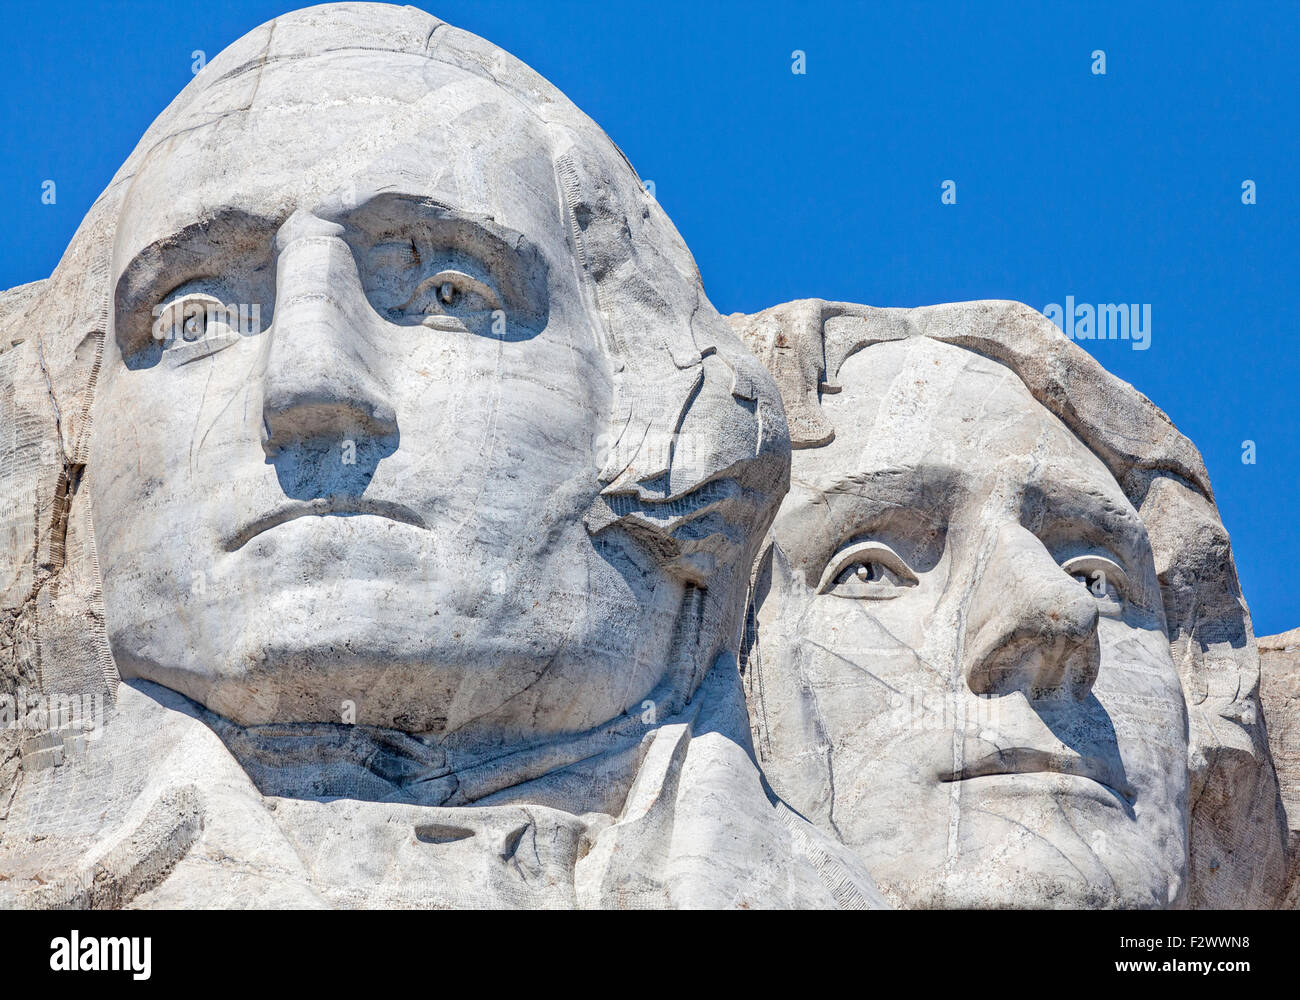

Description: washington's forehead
[113,55,562,267]
[195,3,438,69]
[179,48,501,123]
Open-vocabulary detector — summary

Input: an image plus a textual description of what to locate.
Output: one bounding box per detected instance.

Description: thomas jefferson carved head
[735,299,1287,909]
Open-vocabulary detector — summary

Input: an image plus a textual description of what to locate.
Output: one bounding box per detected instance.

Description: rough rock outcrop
[1260,627,1300,908]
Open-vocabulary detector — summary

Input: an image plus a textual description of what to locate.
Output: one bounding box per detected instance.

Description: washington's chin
[119,656,454,731]
[113,632,559,733]
[112,618,657,741]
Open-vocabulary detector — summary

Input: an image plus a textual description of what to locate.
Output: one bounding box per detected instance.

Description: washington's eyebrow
[327,191,547,321]
[115,208,279,315]
[326,191,532,256]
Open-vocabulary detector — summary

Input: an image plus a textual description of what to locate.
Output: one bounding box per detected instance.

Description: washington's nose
[261,211,397,456]
[961,522,1101,700]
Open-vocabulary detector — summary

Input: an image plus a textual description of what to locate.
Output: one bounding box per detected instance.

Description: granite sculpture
[732,299,1290,909]
[0,3,1291,909]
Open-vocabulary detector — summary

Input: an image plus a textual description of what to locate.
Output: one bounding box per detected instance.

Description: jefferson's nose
[261,210,397,456]
[961,522,1101,700]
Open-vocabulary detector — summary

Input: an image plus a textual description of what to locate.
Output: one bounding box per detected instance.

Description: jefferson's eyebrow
[1023,473,1148,553]
[800,463,961,509]
[782,464,954,575]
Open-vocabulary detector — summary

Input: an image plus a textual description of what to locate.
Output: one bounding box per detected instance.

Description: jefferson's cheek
[800,597,946,689]
[1092,621,1189,799]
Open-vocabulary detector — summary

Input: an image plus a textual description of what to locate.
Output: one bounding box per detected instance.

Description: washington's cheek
[505,538,687,733]
[375,404,603,630]
[98,341,268,502]
[85,422,191,694]
[91,369,236,619]
[369,526,687,738]
[384,349,604,522]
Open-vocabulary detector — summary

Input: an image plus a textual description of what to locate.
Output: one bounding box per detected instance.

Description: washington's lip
[224,497,426,551]
[941,747,1135,804]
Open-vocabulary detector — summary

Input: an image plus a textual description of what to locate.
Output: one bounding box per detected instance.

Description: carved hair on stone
[731,297,1288,908]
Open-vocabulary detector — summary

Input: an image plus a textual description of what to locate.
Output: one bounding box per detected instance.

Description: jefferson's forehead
[797,338,1138,518]
[112,53,566,278]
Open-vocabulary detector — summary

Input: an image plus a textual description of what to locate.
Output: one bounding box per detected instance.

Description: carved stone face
[90,55,685,740]
[751,338,1189,907]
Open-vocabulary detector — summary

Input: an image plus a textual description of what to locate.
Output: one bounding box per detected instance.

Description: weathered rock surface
[732,299,1291,909]
[0,3,1291,910]
[0,1,889,910]
[1260,627,1300,908]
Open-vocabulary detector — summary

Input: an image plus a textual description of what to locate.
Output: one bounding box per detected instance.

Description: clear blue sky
[4,1,1295,633]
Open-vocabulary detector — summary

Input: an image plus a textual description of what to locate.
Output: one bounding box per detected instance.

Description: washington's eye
[394,268,502,331]
[352,214,548,340]
[817,540,918,599]
[150,291,246,366]
[1060,554,1129,610]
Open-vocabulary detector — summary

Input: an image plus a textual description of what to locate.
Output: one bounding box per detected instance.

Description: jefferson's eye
[1060,554,1128,612]
[817,541,918,599]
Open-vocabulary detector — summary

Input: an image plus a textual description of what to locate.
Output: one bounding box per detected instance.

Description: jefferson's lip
[224,497,426,551]
[941,747,1135,804]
